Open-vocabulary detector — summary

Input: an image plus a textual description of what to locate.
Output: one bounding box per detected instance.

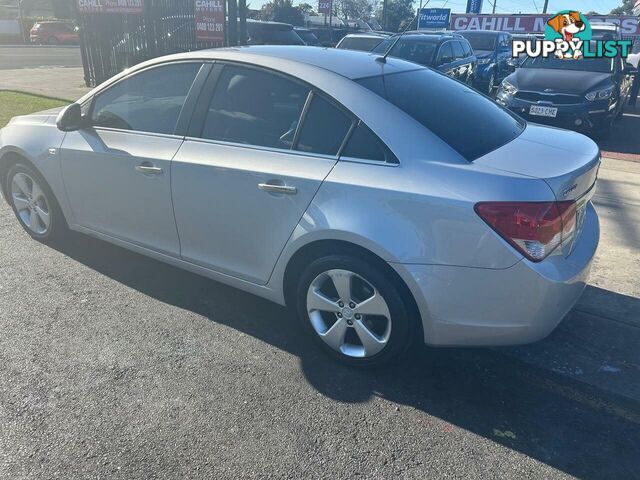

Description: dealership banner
[318,0,332,15]
[465,0,484,14]
[451,14,640,36]
[418,8,451,29]
[195,0,225,44]
[77,0,143,14]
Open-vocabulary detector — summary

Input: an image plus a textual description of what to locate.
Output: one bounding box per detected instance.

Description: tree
[298,2,318,16]
[377,0,413,32]
[334,0,376,21]
[610,0,636,15]
[259,0,305,26]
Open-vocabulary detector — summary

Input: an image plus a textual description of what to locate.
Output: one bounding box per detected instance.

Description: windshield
[458,32,497,51]
[522,55,614,73]
[372,38,438,66]
[357,69,524,161]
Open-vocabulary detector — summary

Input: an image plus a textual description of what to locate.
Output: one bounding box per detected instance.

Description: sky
[273,0,625,15]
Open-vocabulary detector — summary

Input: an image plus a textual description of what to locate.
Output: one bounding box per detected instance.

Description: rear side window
[436,42,453,64]
[452,41,465,60]
[461,40,472,57]
[295,94,352,156]
[357,69,524,161]
[201,65,309,149]
[341,122,397,163]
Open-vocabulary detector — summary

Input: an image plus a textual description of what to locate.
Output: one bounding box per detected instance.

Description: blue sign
[466,0,484,14]
[418,8,451,30]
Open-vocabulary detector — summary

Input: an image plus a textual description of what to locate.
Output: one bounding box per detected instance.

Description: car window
[372,38,438,65]
[201,65,309,149]
[357,69,524,161]
[339,36,384,52]
[461,40,472,57]
[295,94,352,156]
[436,42,454,64]
[452,41,465,60]
[91,62,201,135]
[341,122,396,163]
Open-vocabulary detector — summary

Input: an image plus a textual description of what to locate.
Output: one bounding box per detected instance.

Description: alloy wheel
[306,269,392,358]
[10,172,51,235]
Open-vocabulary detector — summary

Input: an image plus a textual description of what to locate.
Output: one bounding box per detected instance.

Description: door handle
[135,163,163,175]
[258,183,297,195]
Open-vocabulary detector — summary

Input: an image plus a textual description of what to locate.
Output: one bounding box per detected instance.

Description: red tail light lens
[475,201,577,262]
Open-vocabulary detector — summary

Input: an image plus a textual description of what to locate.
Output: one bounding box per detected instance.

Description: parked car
[30,21,78,45]
[294,27,320,46]
[628,37,640,69]
[371,32,477,86]
[590,22,622,41]
[0,46,600,366]
[246,20,304,45]
[335,32,388,52]
[457,30,513,94]
[309,28,350,47]
[496,47,635,137]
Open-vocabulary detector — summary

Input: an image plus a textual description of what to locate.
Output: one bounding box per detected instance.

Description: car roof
[342,32,388,39]
[590,23,619,31]
[176,45,422,79]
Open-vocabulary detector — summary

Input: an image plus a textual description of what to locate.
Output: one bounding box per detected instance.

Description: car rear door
[171,63,354,284]
[59,61,207,257]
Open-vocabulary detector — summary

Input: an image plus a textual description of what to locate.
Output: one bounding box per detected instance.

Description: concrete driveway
[0,156,638,479]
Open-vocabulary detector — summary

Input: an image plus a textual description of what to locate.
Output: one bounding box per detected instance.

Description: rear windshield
[458,32,498,51]
[357,69,525,161]
[372,38,438,65]
[339,36,385,52]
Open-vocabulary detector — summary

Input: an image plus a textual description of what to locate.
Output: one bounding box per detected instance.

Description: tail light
[475,201,577,262]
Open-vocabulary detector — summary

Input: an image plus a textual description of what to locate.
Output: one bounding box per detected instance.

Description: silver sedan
[0,47,600,366]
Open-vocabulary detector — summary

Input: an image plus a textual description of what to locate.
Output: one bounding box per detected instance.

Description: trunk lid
[474,123,600,202]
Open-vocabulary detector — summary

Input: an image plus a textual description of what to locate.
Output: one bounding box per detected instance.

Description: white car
[0,47,600,366]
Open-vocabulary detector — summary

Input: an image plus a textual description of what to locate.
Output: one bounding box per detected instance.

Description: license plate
[529,105,558,118]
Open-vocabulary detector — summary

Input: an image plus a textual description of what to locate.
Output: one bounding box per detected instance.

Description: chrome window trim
[182,136,340,162]
[90,126,186,141]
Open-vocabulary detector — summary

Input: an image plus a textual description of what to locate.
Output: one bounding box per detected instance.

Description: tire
[295,254,416,367]
[6,163,67,243]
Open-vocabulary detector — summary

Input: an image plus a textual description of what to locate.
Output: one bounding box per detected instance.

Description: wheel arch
[0,151,39,202]
[281,238,423,339]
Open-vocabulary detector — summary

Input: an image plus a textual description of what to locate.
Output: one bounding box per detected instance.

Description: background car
[371,32,477,86]
[508,34,537,70]
[294,27,320,46]
[309,27,350,47]
[30,21,78,45]
[0,47,600,367]
[496,47,635,137]
[457,30,512,94]
[335,32,388,52]
[246,20,305,45]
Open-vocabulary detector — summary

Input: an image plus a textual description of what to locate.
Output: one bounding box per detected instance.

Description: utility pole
[542,0,549,13]
[492,0,497,14]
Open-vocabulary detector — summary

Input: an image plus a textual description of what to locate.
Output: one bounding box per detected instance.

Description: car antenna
[376,12,419,64]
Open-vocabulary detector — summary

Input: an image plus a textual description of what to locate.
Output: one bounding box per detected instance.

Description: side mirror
[56,103,87,132]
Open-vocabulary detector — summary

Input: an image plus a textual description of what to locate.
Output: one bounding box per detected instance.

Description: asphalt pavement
[0,46,82,70]
[0,157,639,479]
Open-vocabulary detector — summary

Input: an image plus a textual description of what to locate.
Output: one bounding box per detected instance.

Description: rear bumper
[393,203,599,347]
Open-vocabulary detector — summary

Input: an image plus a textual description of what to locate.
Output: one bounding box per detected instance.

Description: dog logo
[512,11,632,61]
[546,11,589,58]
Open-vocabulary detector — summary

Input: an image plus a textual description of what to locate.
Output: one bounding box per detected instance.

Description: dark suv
[371,32,477,86]
[246,20,305,45]
[457,30,512,94]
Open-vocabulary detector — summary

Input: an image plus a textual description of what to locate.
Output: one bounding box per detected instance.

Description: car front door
[59,61,205,257]
[435,42,455,78]
[171,63,354,284]
[451,40,468,82]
